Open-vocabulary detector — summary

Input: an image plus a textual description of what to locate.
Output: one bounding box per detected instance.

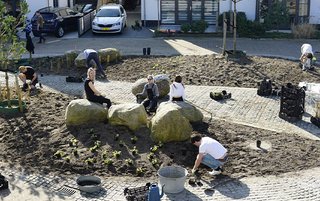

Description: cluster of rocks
[65,74,203,143]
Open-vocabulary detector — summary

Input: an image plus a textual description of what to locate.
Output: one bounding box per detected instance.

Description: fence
[78,10,96,37]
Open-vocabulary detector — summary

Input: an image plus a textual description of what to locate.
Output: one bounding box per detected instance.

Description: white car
[92,4,127,34]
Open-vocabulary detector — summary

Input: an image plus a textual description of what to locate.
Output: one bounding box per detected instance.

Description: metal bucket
[76,176,101,193]
[157,166,187,194]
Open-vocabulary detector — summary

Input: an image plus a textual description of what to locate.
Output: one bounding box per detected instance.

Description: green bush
[181,23,191,33]
[238,21,266,37]
[190,20,209,33]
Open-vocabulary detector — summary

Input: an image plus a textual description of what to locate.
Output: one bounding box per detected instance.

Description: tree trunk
[5,62,11,107]
[233,0,237,53]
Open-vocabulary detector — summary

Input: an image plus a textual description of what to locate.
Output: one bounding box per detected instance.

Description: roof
[99,4,122,9]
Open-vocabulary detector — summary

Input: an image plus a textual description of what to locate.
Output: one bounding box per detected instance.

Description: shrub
[291,23,316,39]
[238,21,266,37]
[190,20,208,33]
[218,11,247,30]
[181,23,191,33]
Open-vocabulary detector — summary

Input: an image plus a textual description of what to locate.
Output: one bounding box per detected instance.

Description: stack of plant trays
[123,183,151,201]
[279,83,305,122]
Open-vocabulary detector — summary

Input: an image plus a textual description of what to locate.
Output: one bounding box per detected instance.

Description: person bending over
[191,134,228,176]
[18,66,38,91]
[300,43,314,71]
[169,75,186,101]
[136,75,159,112]
[84,67,111,108]
[83,49,106,78]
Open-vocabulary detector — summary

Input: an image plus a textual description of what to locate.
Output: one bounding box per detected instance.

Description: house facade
[141,0,320,30]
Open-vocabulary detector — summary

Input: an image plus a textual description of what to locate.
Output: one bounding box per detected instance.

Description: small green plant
[150,145,158,153]
[104,158,113,166]
[89,141,102,152]
[69,138,79,147]
[102,150,108,159]
[130,136,138,144]
[151,158,159,167]
[158,141,163,148]
[85,157,96,165]
[131,146,138,155]
[147,152,155,161]
[125,158,134,166]
[54,150,66,159]
[64,156,70,163]
[136,167,145,176]
[112,150,121,158]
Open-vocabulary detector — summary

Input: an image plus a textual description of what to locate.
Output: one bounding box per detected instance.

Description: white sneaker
[208,169,221,176]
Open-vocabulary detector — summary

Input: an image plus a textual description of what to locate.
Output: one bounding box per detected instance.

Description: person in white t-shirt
[191,134,228,176]
[169,75,186,101]
[300,44,314,71]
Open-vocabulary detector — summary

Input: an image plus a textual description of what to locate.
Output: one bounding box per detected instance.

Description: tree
[263,0,289,31]
[0,0,28,106]
[231,0,243,53]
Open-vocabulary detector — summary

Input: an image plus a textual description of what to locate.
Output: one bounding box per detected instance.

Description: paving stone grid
[1,166,320,200]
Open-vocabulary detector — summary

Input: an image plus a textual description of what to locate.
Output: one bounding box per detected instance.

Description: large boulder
[157,101,203,123]
[131,74,170,98]
[108,103,147,131]
[150,107,192,142]
[65,50,81,68]
[98,48,121,63]
[74,52,87,68]
[65,99,108,126]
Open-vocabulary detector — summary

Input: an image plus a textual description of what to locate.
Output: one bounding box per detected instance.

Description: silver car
[92,4,127,34]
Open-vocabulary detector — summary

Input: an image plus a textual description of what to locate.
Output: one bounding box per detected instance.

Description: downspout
[143,0,146,26]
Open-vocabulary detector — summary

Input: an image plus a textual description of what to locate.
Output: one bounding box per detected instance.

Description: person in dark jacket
[84,67,112,108]
[24,21,34,55]
[136,75,159,112]
[18,66,38,91]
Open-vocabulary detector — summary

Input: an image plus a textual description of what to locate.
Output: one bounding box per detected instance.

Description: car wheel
[55,26,64,38]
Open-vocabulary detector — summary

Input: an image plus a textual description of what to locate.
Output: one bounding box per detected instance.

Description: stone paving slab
[1,165,320,201]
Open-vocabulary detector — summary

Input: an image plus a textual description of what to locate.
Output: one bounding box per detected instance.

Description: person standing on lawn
[191,134,228,176]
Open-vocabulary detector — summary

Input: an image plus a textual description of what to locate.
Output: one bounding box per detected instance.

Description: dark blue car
[31,7,82,38]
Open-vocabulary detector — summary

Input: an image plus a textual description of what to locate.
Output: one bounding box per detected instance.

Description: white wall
[309,0,320,24]
[26,0,48,20]
[25,0,74,20]
[141,0,159,20]
[219,0,256,21]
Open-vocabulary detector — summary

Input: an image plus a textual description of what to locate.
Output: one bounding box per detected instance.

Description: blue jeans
[201,154,227,170]
[86,52,105,76]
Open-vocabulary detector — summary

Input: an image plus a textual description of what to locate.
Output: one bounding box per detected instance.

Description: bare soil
[1,55,320,181]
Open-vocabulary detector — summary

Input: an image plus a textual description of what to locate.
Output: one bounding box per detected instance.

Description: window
[161,0,175,24]
[53,0,59,8]
[178,0,188,22]
[298,0,308,17]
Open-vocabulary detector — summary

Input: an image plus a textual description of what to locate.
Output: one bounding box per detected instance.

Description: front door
[177,0,202,24]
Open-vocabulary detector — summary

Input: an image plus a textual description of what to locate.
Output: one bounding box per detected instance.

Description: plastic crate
[124,183,150,201]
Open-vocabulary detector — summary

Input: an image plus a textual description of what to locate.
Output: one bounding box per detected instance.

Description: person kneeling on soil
[300,43,314,71]
[191,134,228,176]
[136,75,159,113]
[84,67,112,108]
[18,66,38,91]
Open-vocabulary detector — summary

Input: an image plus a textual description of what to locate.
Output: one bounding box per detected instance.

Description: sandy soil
[1,55,320,181]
